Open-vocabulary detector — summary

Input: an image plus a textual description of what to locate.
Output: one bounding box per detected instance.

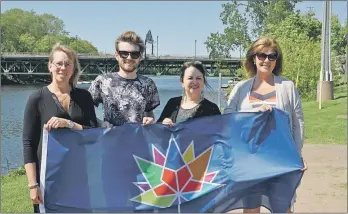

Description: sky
[1,1,347,57]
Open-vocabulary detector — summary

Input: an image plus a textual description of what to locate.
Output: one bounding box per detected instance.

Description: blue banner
[39,109,303,213]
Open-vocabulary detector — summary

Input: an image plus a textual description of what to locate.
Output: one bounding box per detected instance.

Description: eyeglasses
[255,52,278,61]
[183,61,203,67]
[52,61,72,68]
[117,50,141,59]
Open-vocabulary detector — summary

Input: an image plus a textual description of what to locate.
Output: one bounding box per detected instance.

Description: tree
[331,16,347,56]
[265,13,322,99]
[205,1,250,59]
[69,39,99,54]
[246,0,298,36]
[18,33,36,52]
[33,35,59,53]
[39,13,67,36]
[265,11,322,41]
[0,8,98,54]
[205,0,298,58]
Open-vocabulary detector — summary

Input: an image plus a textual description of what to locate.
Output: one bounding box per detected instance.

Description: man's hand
[143,111,155,125]
[142,117,154,125]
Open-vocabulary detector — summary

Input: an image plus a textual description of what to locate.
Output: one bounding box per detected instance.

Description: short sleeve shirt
[88,72,160,126]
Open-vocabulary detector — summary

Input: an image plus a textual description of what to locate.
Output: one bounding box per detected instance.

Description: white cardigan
[224,75,304,156]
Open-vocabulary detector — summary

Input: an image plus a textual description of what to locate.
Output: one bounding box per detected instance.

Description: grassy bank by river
[1,166,32,212]
[302,84,347,145]
[1,85,346,212]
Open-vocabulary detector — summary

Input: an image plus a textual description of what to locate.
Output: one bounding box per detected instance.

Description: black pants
[33,204,40,213]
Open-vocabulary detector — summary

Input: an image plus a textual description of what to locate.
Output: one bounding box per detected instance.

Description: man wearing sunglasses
[88,31,160,127]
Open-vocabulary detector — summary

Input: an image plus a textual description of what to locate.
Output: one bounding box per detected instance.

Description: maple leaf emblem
[130,134,222,211]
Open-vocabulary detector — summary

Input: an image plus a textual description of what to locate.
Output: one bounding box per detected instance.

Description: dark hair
[180,61,212,90]
[244,36,283,77]
[115,31,145,54]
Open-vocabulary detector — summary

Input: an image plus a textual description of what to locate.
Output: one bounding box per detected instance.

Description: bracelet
[28,183,39,189]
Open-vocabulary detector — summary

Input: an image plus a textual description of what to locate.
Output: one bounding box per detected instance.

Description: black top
[157,96,221,123]
[22,86,98,170]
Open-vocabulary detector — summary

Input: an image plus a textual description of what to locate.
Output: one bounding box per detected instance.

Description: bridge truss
[1,54,242,83]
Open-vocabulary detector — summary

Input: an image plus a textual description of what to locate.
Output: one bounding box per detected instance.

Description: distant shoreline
[1,74,232,86]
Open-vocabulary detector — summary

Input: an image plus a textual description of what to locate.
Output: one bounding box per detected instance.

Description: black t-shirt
[22,86,98,176]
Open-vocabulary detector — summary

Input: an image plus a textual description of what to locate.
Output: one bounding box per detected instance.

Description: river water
[1,75,230,174]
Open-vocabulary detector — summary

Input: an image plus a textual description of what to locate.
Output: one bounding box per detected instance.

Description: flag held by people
[39,109,303,213]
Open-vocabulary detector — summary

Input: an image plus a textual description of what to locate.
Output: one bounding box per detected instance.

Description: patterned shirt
[176,105,200,123]
[88,72,160,126]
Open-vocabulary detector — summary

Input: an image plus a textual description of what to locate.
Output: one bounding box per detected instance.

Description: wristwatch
[67,120,75,129]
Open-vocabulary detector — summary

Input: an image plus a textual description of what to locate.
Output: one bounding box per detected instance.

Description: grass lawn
[1,85,346,212]
[1,169,32,212]
[302,84,347,144]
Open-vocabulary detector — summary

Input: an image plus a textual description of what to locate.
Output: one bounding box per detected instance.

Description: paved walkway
[230,144,347,213]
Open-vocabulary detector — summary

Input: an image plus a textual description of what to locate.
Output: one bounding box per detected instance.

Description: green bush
[7,165,26,177]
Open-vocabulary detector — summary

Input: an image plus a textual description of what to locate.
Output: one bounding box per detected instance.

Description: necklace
[56,93,70,105]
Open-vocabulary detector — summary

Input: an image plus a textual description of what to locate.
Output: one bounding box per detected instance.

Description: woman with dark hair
[157,61,221,126]
[224,36,307,213]
[22,44,98,213]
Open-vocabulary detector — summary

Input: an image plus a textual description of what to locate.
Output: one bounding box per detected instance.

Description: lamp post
[157,36,159,58]
[318,0,334,108]
[75,35,79,53]
[194,40,197,59]
[345,34,348,83]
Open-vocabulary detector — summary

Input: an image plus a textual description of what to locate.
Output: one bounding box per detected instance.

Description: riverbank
[302,84,347,145]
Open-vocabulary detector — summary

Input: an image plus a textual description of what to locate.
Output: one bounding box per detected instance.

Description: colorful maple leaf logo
[130,134,223,211]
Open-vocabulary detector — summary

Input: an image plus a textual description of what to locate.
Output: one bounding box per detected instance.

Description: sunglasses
[184,61,203,66]
[117,50,141,59]
[255,52,278,61]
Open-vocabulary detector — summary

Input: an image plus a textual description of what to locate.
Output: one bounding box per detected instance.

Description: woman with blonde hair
[224,36,307,213]
[22,43,98,212]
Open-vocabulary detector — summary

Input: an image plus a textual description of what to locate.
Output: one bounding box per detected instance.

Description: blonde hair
[48,43,81,86]
[244,36,283,77]
[115,31,145,54]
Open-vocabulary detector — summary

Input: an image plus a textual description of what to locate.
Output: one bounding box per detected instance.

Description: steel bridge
[0,53,242,76]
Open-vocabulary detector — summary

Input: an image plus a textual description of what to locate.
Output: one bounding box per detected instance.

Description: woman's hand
[301,158,308,171]
[30,186,43,204]
[257,104,273,112]
[162,118,174,127]
[44,117,69,131]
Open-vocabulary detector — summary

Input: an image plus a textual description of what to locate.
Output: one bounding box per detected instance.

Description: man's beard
[119,61,138,73]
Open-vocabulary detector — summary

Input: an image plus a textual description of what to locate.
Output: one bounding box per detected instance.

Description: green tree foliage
[205,0,298,59]
[266,24,321,99]
[246,0,298,35]
[205,1,250,59]
[69,38,99,54]
[1,9,98,54]
[266,12,322,42]
[331,16,347,56]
